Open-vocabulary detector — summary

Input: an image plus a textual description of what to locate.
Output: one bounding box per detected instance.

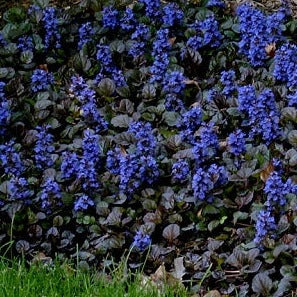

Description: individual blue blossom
[0,101,10,129]
[74,194,94,212]
[238,86,281,144]
[207,88,220,102]
[178,106,203,144]
[0,140,24,176]
[172,160,190,182]
[0,34,7,47]
[31,69,54,93]
[206,0,226,8]
[129,24,150,60]
[77,159,100,191]
[28,4,42,15]
[139,0,161,19]
[150,29,171,83]
[81,101,108,133]
[273,43,297,88]
[70,75,96,104]
[78,22,94,49]
[132,230,151,251]
[102,5,119,30]
[34,125,54,169]
[106,148,121,175]
[61,152,80,179]
[82,129,101,165]
[264,171,297,211]
[165,94,185,112]
[220,70,236,96]
[96,45,114,72]
[187,15,222,50]
[192,123,219,164]
[228,129,246,156]
[192,164,227,202]
[9,177,32,204]
[287,91,297,108]
[254,210,276,243]
[111,68,127,87]
[17,36,34,52]
[40,178,62,213]
[162,3,184,27]
[120,8,136,31]
[162,71,186,94]
[237,3,285,66]
[128,121,156,155]
[42,7,61,49]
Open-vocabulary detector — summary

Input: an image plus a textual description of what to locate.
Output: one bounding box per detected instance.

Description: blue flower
[162,71,186,94]
[129,24,150,59]
[139,0,161,19]
[78,22,94,49]
[102,6,119,30]
[162,3,184,27]
[77,159,99,192]
[254,210,276,243]
[132,230,151,251]
[74,194,94,212]
[220,70,236,96]
[172,160,190,182]
[31,69,54,93]
[165,94,185,112]
[120,8,136,31]
[106,148,121,175]
[34,125,54,170]
[187,15,222,50]
[82,129,101,165]
[17,36,34,52]
[228,129,246,156]
[287,91,297,107]
[178,106,203,144]
[206,0,226,8]
[96,45,114,72]
[42,7,61,49]
[0,140,24,176]
[61,152,80,179]
[237,3,285,66]
[40,178,62,213]
[70,75,96,104]
[9,177,32,204]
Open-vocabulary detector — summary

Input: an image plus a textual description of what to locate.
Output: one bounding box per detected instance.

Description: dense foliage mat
[1,0,297,295]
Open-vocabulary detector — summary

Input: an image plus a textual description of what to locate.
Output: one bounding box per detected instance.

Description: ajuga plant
[1,0,297,295]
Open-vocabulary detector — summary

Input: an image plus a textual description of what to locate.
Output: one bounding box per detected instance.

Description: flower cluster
[96,45,126,87]
[82,129,101,166]
[8,177,32,204]
[172,160,190,182]
[236,3,285,66]
[192,164,227,202]
[238,86,280,144]
[78,22,94,49]
[206,0,226,8]
[39,178,62,213]
[42,7,61,49]
[220,70,236,96]
[132,230,151,251]
[273,43,297,88]
[70,76,108,132]
[34,125,54,170]
[254,210,276,243]
[187,15,222,50]
[150,28,171,83]
[139,0,161,19]
[74,194,94,212]
[178,106,203,144]
[102,6,119,30]
[227,129,246,156]
[129,24,150,59]
[31,69,54,93]
[0,82,10,130]
[0,140,24,176]
[192,122,219,164]
[61,152,79,179]
[162,3,184,27]
[17,36,34,52]
[120,8,136,31]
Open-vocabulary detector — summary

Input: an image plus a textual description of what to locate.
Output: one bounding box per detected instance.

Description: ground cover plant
[2,0,297,295]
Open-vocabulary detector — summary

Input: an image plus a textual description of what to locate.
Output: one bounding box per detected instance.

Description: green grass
[0,259,189,297]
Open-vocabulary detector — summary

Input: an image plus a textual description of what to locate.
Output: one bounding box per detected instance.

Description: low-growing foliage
[1,0,297,295]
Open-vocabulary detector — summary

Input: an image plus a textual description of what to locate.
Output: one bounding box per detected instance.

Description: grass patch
[0,258,189,297]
